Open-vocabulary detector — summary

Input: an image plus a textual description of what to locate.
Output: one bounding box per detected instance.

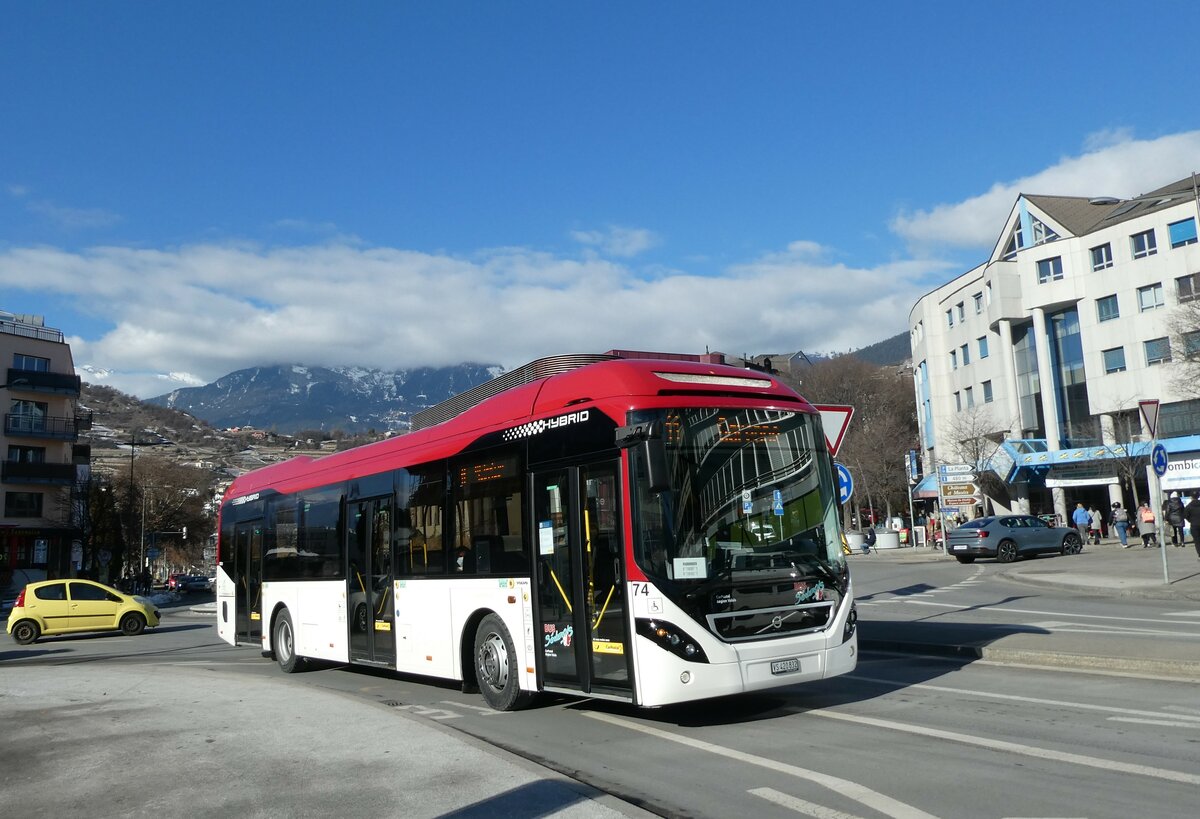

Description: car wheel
[474,613,530,711]
[955,556,975,564]
[274,609,304,673]
[12,619,40,645]
[996,540,1018,563]
[1062,534,1082,555]
[120,612,146,636]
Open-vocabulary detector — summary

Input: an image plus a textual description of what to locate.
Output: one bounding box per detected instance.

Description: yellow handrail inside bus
[375,583,390,616]
[549,568,573,613]
[355,570,365,593]
[592,584,614,630]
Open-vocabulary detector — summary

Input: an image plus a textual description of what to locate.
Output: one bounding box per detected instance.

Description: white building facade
[909,174,1200,523]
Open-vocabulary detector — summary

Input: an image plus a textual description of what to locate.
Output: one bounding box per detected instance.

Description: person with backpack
[1110,502,1130,548]
[1137,502,1158,547]
[1088,506,1103,545]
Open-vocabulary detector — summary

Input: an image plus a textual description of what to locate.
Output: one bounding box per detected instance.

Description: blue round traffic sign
[1152,443,1169,477]
[835,462,853,504]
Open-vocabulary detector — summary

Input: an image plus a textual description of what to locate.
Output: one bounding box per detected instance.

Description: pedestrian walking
[1163,492,1185,546]
[1137,502,1158,547]
[1185,493,1200,560]
[1088,506,1103,545]
[1071,502,1090,543]
[1110,502,1130,548]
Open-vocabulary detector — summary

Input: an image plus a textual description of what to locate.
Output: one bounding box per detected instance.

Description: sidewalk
[850,539,1200,680]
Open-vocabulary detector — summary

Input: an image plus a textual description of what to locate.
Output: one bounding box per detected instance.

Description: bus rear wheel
[474,614,529,711]
[274,609,305,673]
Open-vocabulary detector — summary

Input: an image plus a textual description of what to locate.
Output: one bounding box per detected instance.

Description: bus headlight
[842,601,858,643]
[635,618,710,663]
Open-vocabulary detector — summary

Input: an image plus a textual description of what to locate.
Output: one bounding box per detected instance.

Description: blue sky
[3,2,1199,397]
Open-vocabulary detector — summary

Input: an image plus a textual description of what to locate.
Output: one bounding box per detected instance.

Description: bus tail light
[635,618,709,663]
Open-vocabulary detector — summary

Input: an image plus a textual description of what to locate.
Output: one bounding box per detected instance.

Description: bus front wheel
[474,614,529,711]
[274,609,304,673]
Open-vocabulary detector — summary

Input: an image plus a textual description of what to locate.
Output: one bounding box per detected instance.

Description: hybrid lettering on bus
[215,353,857,710]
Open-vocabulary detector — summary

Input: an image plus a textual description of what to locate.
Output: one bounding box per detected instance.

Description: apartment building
[909,174,1200,523]
[1,311,90,587]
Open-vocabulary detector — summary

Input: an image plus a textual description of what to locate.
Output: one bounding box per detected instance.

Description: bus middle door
[533,463,631,698]
[347,496,395,666]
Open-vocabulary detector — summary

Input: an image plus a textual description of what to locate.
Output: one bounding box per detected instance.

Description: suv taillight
[14,588,26,608]
[976,531,990,538]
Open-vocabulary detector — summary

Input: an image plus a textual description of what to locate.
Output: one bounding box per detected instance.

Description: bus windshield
[630,407,848,641]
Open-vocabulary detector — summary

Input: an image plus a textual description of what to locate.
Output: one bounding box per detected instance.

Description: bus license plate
[771,657,801,675]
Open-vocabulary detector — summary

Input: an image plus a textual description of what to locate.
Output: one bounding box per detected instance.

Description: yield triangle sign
[1138,399,1160,438]
[814,404,854,456]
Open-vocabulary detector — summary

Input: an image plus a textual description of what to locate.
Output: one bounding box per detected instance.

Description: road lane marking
[750,787,866,818]
[584,712,939,819]
[865,599,1200,631]
[847,674,1200,724]
[1107,717,1200,728]
[806,709,1200,785]
[1163,610,1200,617]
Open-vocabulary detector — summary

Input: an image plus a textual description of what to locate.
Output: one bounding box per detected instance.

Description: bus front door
[347,496,395,666]
[233,521,263,644]
[533,463,631,698]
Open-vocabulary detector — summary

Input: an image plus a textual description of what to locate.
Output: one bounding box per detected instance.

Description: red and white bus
[215,354,858,710]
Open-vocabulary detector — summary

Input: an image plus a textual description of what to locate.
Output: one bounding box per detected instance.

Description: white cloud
[1,240,940,397]
[28,199,123,229]
[570,225,660,257]
[891,130,1200,248]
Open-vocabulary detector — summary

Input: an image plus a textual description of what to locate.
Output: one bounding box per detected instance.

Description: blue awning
[912,474,939,499]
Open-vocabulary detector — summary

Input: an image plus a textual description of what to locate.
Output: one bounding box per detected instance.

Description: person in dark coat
[1184,494,1200,559]
[1163,492,1186,546]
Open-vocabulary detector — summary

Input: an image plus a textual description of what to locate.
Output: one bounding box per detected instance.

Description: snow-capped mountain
[147,362,502,433]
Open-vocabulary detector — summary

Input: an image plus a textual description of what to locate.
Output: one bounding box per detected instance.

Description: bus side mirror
[617,421,671,494]
[641,438,670,494]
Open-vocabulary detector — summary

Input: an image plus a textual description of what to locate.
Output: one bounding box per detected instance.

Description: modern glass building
[908,174,1200,523]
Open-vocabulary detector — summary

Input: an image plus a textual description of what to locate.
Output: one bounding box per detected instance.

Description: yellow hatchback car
[6,578,161,644]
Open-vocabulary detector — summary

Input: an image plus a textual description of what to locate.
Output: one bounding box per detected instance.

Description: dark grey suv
[946,515,1083,564]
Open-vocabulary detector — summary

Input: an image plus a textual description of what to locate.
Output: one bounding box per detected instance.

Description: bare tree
[938,404,1016,515]
[1167,294,1200,398]
[783,357,918,526]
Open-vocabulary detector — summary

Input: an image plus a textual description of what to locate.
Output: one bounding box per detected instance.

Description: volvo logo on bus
[502,409,591,441]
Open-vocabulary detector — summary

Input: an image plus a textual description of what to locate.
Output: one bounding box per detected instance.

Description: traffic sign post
[1143,408,1169,584]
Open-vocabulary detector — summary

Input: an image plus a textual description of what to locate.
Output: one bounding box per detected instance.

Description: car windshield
[628,407,847,641]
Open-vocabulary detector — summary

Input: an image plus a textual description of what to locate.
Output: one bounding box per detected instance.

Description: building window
[1131,229,1158,259]
[1036,256,1064,283]
[977,336,989,359]
[954,391,962,412]
[1031,216,1059,245]
[957,302,965,322]
[1169,218,1198,248]
[12,354,51,372]
[4,491,43,517]
[973,293,983,313]
[1145,337,1172,366]
[1090,243,1113,271]
[1096,294,1120,322]
[960,343,970,366]
[950,350,957,369]
[982,380,994,403]
[1185,330,1200,354]
[964,386,974,408]
[1102,347,1126,374]
[946,308,954,328]
[1176,273,1200,303]
[1137,283,1164,312]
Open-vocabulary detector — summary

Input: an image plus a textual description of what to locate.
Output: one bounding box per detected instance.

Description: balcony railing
[4,368,81,396]
[0,319,64,343]
[1,461,78,485]
[4,413,84,440]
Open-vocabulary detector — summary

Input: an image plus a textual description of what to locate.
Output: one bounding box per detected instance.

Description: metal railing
[4,413,85,440]
[1,461,78,485]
